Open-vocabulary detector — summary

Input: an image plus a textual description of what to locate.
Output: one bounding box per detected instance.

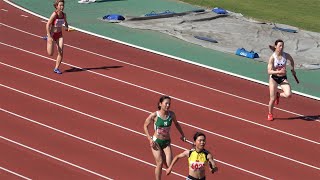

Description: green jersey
[154,111,172,136]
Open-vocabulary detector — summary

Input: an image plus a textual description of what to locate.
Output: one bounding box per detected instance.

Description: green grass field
[179,0,320,32]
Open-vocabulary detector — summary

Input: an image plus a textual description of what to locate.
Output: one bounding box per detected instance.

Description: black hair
[157,95,171,110]
[53,0,64,8]
[269,39,284,52]
[193,132,206,141]
[274,39,284,46]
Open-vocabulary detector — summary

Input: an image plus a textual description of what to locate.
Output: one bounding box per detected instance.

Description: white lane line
[0,108,271,180]
[0,166,31,180]
[1,9,8,12]
[4,0,319,102]
[0,108,186,179]
[0,136,113,180]
[0,22,318,120]
[1,83,319,172]
[1,42,319,143]
[20,14,28,17]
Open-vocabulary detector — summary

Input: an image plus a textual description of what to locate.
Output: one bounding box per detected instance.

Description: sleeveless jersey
[52,11,65,28]
[188,149,208,170]
[154,111,172,136]
[273,52,287,70]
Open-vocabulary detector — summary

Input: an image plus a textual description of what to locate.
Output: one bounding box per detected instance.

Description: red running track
[1,1,319,179]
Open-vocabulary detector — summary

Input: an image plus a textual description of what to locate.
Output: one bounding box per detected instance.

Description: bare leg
[151,144,163,180]
[47,37,54,56]
[55,37,64,69]
[280,80,292,98]
[162,145,173,168]
[268,76,278,114]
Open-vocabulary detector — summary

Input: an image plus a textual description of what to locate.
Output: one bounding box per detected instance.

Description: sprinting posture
[267,39,296,120]
[166,132,217,180]
[46,0,69,74]
[144,95,186,180]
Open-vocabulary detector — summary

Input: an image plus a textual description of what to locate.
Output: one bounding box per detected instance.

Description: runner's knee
[284,92,292,98]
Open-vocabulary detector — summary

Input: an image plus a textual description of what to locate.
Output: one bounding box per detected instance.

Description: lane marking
[1,43,320,144]
[0,136,113,179]
[3,0,319,101]
[1,22,318,120]
[20,14,28,17]
[1,9,8,12]
[0,166,31,180]
[2,60,319,145]
[0,108,186,179]
[1,83,319,172]
[0,108,271,180]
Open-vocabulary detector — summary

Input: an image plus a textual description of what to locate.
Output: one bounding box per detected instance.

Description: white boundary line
[0,108,271,180]
[3,0,319,101]
[1,42,319,142]
[1,83,319,172]
[0,136,113,179]
[0,108,186,179]
[0,166,31,180]
[2,22,316,120]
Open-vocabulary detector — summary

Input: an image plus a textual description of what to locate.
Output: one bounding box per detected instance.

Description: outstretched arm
[172,112,186,141]
[166,150,189,175]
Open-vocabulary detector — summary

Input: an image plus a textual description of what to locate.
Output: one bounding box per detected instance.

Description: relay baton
[291,70,299,84]
[185,139,194,145]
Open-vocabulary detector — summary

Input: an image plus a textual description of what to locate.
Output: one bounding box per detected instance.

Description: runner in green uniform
[144,95,186,180]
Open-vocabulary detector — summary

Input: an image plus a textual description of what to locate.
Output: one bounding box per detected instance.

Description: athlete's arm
[286,53,295,71]
[64,13,69,30]
[171,112,186,141]
[166,150,189,175]
[46,12,56,39]
[143,112,156,143]
[207,153,217,173]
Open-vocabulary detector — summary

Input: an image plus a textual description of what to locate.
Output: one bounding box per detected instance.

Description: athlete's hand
[210,166,218,174]
[278,68,286,75]
[149,139,158,150]
[180,136,186,142]
[166,167,172,175]
[47,36,53,42]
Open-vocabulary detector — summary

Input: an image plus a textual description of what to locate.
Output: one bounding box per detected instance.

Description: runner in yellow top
[144,95,186,180]
[166,132,217,180]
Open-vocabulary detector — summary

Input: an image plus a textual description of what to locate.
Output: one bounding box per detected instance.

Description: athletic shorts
[152,136,170,149]
[51,31,63,41]
[271,75,287,84]
[186,175,206,180]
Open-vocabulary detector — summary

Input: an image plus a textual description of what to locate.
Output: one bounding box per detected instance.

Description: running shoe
[78,0,90,3]
[267,113,274,121]
[53,68,62,74]
[78,0,95,3]
[274,92,280,105]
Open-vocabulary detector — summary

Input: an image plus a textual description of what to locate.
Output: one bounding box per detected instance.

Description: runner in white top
[267,39,296,121]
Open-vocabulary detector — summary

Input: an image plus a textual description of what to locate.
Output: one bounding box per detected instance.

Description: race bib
[54,19,64,27]
[190,161,205,170]
[156,127,170,135]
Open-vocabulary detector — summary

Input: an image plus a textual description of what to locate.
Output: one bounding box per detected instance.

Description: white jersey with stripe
[273,52,287,70]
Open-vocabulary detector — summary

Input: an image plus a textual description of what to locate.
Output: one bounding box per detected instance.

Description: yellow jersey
[188,149,209,170]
